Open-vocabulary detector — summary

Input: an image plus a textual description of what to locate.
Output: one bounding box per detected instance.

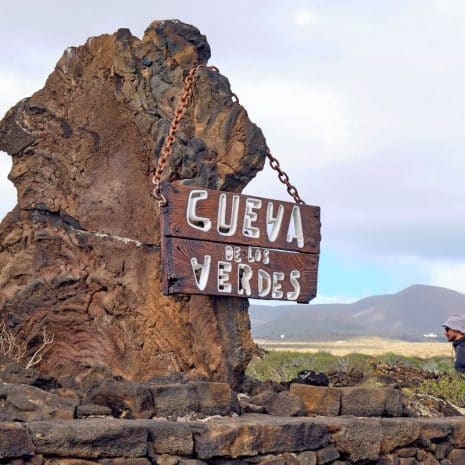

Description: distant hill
[249,284,465,342]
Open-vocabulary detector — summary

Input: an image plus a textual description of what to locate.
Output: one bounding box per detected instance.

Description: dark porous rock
[417,451,438,464]
[435,442,453,460]
[0,19,265,386]
[289,385,341,417]
[241,377,287,396]
[132,419,193,455]
[290,370,329,387]
[340,387,395,417]
[0,382,77,421]
[379,418,422,455]
[151,383,197,417]
[295,451,316,465]
[316,445,339,464]
[189,414,330,459]
[85,379,154,419]
[76,404,113,418]
[44,459,100,464]
[209,459,248,465]
[193,382,232,416]
[403,394,463,418]
[0,422,35,458]
[247,391,278,412]
[449,417,465,447]
[51,388,82,403]
[327,368,365,387]
[417,418,453,442]
[150,454,180,465]
[148,373,185,385]
[230,390,241,414]
[238,394,267,414]
[151,382,231,418]
[28,419,148,458]
[265,391,305,417]
[99,459,151,465]
[244,455,286,465]
[448,448,465,464]
[177,460,207,465]
[328,417,382,462]
[60,366,116,392]
[280,452,300,465]
[0,357,59,391]
[396,447,418,458]
[384,387,404,417]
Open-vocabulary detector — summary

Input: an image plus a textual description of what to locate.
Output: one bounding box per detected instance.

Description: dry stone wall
[2,415,465,464]
[1,376,465,464]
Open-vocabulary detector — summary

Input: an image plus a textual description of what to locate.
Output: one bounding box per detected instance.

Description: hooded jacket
[453,337,465,373]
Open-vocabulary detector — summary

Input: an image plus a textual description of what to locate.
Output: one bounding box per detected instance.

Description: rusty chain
[152,65,305,206]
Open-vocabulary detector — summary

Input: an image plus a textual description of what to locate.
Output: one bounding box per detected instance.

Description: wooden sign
[160,181,321,303]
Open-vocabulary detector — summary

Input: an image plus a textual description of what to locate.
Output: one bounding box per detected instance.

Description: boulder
[28,419,148,458]
[132,419,193,455]
[0,20,266,387]
[289,384,341,416]
[0,382,77,421]
[85,379,154,419]
[150,381,231,417]
[189,414,330,459]
[340,387,403,417]
[0,422,35,459]
[265,391,305,417]
[327,417,382,462]
[0,356,59,390]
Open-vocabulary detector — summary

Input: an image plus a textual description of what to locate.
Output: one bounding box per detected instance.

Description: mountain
[249,284,465,341]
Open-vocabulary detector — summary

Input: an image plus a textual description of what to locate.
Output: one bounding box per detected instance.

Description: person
[443,314,465,373]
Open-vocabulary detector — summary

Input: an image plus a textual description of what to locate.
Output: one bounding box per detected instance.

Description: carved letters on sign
[160,181,321,303]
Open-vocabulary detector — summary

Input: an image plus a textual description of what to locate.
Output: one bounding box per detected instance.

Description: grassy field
[254,336,452,358]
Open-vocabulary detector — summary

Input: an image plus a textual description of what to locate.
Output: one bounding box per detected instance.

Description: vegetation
[246,350,453,383]
[419,374,465,408]
[246,345,465,410]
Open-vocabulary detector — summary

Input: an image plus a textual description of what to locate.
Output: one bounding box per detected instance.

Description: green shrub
[418,373,465,407]
[246,350,453,384]
[246,351,374,383]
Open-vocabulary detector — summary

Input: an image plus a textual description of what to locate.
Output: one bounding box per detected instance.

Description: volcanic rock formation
[0,20,267,387]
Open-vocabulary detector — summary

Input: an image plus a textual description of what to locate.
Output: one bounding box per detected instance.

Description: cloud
[428,261,465,295]
[290,7,319,29]
[1,1,465,299]
[235,77,354,165]
[0,68,45,119]
[311,294,361,305]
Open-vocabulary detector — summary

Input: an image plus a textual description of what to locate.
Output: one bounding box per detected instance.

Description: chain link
[265,149,305,204]
[152,65,212,205]
[152,65,305,205]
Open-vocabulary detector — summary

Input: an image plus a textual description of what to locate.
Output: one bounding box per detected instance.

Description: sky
[1,0,464,304]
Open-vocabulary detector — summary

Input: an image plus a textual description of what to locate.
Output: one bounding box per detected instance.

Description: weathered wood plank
[162,237,318,303]
[161,181,320,254]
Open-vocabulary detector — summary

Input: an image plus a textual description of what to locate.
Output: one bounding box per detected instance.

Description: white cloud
[428,261,465,295]
[311,294,361,305]
[0,68,44,119]
[1,1,465,298]
[290,7,319,29]
[234,76,356,166]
